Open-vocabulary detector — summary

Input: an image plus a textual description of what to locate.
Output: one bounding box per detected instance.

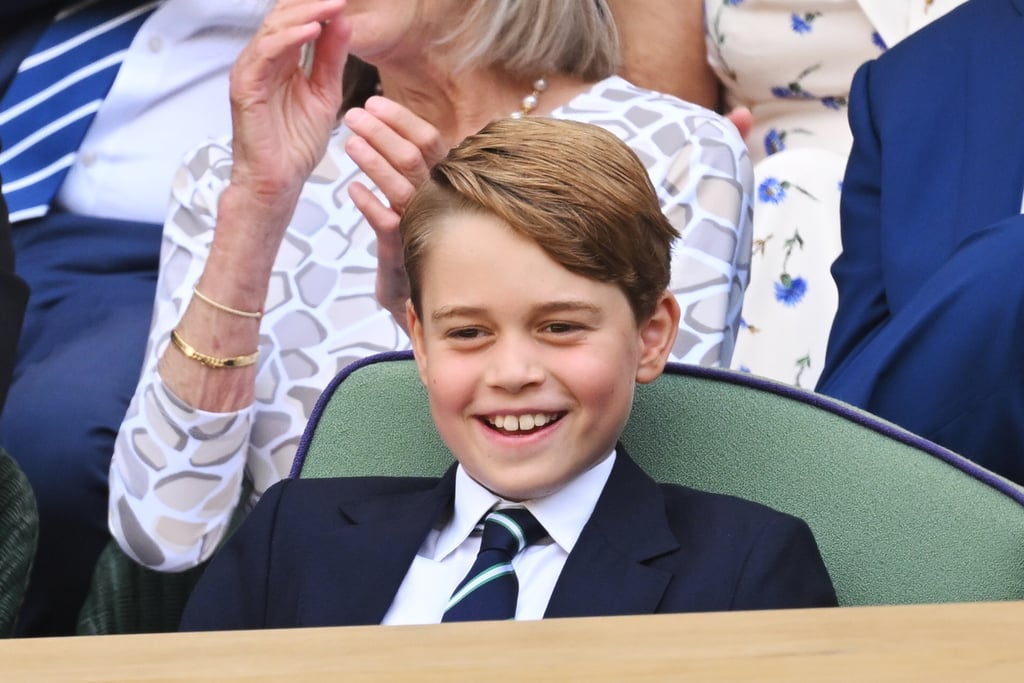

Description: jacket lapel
[544,449,680,618]
[296,467,457,627]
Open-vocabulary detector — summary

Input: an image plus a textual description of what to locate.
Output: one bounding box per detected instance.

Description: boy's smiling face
[408,211,678,501]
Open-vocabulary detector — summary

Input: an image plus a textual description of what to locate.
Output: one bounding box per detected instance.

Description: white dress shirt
[381,451,617,625]
[55,0,267,223]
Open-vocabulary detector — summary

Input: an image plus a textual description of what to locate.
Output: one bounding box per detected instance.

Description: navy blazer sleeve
[646,484,836,614]
[817,60,888,388]
[729,513,837,610]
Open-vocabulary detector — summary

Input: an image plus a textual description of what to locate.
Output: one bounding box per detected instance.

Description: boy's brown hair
[400,117,679,323]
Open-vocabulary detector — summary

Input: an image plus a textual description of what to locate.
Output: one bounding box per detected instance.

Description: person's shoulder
[562,76,746,170]
[565,75,724,123]
[657,481,812,537]
[271,475,441,508]
[874,0,1008,72]
[248,474,442,538]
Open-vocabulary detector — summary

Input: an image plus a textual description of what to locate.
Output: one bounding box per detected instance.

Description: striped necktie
[442,508,547,622]
[0,0,160,223]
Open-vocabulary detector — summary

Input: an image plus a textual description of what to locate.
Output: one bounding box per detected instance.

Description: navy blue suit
[817,0,1024,485]
[0,176,28,416]
[180,451,837,631]
[0,0,161,634]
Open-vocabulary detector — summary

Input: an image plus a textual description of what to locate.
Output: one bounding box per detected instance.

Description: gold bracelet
[192,285,263,319]
[170,329,259,369]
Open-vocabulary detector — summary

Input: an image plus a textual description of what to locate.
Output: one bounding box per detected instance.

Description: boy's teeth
[491,413,554,432]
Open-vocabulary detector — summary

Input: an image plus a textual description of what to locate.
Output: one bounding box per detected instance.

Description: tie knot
[479,508,546,558]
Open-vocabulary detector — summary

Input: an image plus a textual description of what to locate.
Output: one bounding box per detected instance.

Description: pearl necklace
[371,77,548,119]
[510,78,547,118]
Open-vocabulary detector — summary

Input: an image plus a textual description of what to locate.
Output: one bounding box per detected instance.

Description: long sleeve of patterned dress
[108,75,753,572]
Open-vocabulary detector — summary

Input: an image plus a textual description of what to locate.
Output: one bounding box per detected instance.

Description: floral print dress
[706,0,962,387]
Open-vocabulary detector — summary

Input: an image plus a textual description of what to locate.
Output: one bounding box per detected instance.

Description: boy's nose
[483,338,545,393]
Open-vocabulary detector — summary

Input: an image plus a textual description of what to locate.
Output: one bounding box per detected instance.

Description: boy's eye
[447,327,485,340]
[542,322,584,334]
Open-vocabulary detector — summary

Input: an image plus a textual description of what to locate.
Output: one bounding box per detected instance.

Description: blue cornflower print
[724,0,745,5]
[759,178,817,204]
[872,31,888,51]
[770,64,821,100]
[764,129,785,156]
[774,274,808,306]
[791,12,820,34]
[758,177,787,204]
[821,96,847,110]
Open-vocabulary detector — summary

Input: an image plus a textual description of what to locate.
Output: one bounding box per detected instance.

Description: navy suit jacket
[817,0,1024,481]
[180,449,837,631]
[821,0,1024,376]
[0,186,28,415]
[0,2,74,91]
[0,0,64,413]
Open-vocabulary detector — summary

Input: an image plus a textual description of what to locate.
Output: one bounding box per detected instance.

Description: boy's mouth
[483,412,565,435]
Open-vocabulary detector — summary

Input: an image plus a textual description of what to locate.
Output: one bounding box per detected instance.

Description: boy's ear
[407,300,429,385]
[635,291,681,385]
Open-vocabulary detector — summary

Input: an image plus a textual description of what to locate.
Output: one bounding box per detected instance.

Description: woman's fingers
[344,130,420,215]
[363,96,450,166]
[348,179,401,237]
[342,98,450,325]
[227,0,350,214]
[725,105,753,140]
[348,181,411,328]
[308,12,351,100]
[260,0,348,37]
[342,98,448,204]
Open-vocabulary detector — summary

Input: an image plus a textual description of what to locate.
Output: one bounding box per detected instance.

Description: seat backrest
[293,351,1024,607]
[0,448,38,637]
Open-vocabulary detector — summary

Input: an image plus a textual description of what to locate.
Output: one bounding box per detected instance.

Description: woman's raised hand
[343,97,449,328]
[228,0,351,218]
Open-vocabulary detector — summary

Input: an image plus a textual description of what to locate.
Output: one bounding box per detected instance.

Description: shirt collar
[436,450,617,559]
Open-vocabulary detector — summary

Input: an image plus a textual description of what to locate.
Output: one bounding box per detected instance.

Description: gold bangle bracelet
[192,285,262,319]
[170,329,259,369]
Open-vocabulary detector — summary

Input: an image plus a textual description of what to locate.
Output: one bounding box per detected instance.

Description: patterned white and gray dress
[109,75,753,571]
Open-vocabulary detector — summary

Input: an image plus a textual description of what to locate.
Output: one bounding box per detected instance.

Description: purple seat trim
[291,353,1024,507]
[291,350,415,479]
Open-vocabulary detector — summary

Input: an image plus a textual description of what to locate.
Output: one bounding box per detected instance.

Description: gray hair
[449,0,621,81]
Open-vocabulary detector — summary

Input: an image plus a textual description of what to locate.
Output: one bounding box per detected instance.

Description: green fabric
[76,480,252,635]
[300,358,1024,607]
[0,448,38,637]
[75,542,206,636]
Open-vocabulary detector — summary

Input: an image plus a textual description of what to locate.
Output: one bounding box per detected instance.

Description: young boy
[180,118,836,630]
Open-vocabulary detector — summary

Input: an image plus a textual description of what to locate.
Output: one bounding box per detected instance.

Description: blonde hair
[342,1,620,111]
[450,0,620,81]
[401,117,678,323]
